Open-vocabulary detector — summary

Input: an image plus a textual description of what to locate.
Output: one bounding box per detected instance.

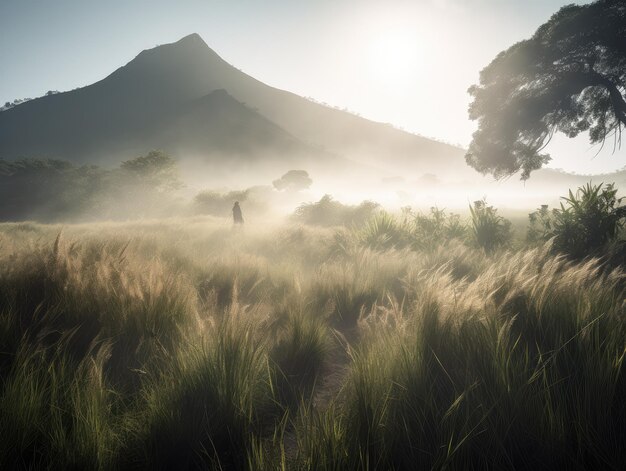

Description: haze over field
[3,0,626,173]
[1,2,626,470]
[1,31,625,215]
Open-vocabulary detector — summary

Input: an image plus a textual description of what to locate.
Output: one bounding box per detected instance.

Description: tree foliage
[467,0,626,179]
[0,151,183,222]
[120,150,182,193]
[272,170,312,191]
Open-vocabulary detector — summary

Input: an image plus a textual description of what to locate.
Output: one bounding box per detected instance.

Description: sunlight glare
[369,28,421,87]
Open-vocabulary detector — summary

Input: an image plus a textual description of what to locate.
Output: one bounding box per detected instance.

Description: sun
[369,29,421,86]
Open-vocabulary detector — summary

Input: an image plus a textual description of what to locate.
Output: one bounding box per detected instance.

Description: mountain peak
[175,33,208,47]
[0,33,467,180]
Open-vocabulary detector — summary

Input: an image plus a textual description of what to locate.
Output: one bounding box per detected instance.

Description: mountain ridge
[1,33,623,188]
[0,33,469,177]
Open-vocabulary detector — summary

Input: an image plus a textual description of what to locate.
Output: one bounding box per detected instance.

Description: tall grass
[126,306,277,470]
[0,218,624,469]
[0,341,119,469]
[0,231,198,390]
[295,246,626,470]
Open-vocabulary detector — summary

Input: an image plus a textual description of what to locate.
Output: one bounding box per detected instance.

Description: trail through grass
[0,217,624,470]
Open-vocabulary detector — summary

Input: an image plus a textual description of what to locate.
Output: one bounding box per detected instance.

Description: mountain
[1,33,623,192]
[160,89,306,157]
[0,33,467,180]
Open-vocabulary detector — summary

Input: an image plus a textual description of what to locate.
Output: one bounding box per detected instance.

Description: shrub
[358,211,410,251]
[334,209,467,254]
[293,195,379,227]
[412,207,467,250]
[469,199,512,251]
[193,189,249,217]
[528,182,625,258]
[527,204,553,244]
[272,170,313,191]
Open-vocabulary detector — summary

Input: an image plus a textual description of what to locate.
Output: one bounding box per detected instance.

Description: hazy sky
[2,0,624,175]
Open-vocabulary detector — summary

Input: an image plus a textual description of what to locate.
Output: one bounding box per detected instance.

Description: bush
[293,195,379,227]
[273,170,312,191]
[528,182,625,259]
[412,207,467,250]
[334,209,467,254]
[358,211,410,251]
[193,189,249,217]
[469,199,512,251]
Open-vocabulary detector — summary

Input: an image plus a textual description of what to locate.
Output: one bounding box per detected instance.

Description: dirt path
[281,326,356,464]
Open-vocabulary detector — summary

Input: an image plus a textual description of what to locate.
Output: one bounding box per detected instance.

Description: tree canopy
[272,170,312,191]
[467,0,626,179]
[0,151,184,221]
[120,150,183,192]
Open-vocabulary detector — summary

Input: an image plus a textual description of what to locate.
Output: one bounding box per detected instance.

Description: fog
[2,142,624,226]
[178,148,626,218]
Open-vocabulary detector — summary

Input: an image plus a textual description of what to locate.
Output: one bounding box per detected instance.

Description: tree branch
[590,71,626,127]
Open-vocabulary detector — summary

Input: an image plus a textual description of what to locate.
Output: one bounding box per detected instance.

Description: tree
[467,0,626,179]
[272,170,312,191]
[120,150,182,193]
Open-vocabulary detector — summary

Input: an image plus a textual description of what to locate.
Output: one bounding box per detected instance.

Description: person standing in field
[232,201,244,225]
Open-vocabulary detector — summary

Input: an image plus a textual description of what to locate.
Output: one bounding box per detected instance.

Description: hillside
[0,34,466,178]
[2,33,625,191]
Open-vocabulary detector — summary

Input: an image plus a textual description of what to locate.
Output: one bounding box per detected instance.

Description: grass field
[0,216,624,470]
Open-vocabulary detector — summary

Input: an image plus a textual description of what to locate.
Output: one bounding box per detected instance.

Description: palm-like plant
[358,211,408,250]
[469,199,512,252]
[530,182,625,258]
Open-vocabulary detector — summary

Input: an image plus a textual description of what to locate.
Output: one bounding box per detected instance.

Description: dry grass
[0,217,624,470]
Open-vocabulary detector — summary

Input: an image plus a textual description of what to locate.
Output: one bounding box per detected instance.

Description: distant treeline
[0,153,324,223]
[0,90,60,112]
[0,151,183,222]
